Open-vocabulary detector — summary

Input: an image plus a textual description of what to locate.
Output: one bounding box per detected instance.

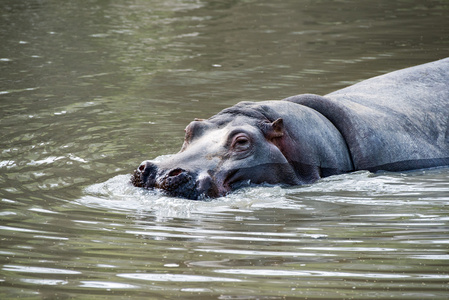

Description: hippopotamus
[132,57,449,200]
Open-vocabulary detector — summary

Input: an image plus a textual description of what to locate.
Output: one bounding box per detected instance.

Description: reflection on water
[3,169,449,298]
[1,0,449,298]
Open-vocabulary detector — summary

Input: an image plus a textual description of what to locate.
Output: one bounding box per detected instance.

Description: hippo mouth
[131,166,220,200]
[222,169,251,191]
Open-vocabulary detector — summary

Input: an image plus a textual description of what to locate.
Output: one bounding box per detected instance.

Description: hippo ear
[263,118,284,139]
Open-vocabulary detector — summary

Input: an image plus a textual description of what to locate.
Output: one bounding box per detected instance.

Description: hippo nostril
[135,161,157,181]
[137,161,155,174]
[168,168,185,177]
[132,160,158,188]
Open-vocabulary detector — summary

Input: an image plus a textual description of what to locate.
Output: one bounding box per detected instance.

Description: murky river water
[1,0,449,298]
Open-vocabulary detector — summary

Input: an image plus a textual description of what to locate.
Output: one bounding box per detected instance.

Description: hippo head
[131,100,352,199]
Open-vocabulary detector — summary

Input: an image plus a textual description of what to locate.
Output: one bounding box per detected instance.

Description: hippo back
[285,57,449,171]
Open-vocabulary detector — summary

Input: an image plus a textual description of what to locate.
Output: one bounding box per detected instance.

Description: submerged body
[132,58,449,199]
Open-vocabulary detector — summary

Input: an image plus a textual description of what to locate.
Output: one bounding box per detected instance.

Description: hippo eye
[232,134,251,152]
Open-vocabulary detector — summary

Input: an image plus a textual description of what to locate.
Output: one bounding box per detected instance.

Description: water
[1,0,449,298]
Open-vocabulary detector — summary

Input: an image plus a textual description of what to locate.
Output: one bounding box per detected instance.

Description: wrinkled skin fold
[132,58,449,200]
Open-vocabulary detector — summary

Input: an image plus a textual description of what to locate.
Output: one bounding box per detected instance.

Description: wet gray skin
[132,101,353,200]
[132,58,449,200]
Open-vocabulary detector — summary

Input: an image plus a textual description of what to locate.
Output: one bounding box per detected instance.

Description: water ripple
[3,265,81,275]
[117,273,242,282]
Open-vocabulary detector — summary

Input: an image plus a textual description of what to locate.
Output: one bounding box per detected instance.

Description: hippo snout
[159,168,199,199]
[160,168,193,192]
[131,161,215,200]
[131,160,157,188]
